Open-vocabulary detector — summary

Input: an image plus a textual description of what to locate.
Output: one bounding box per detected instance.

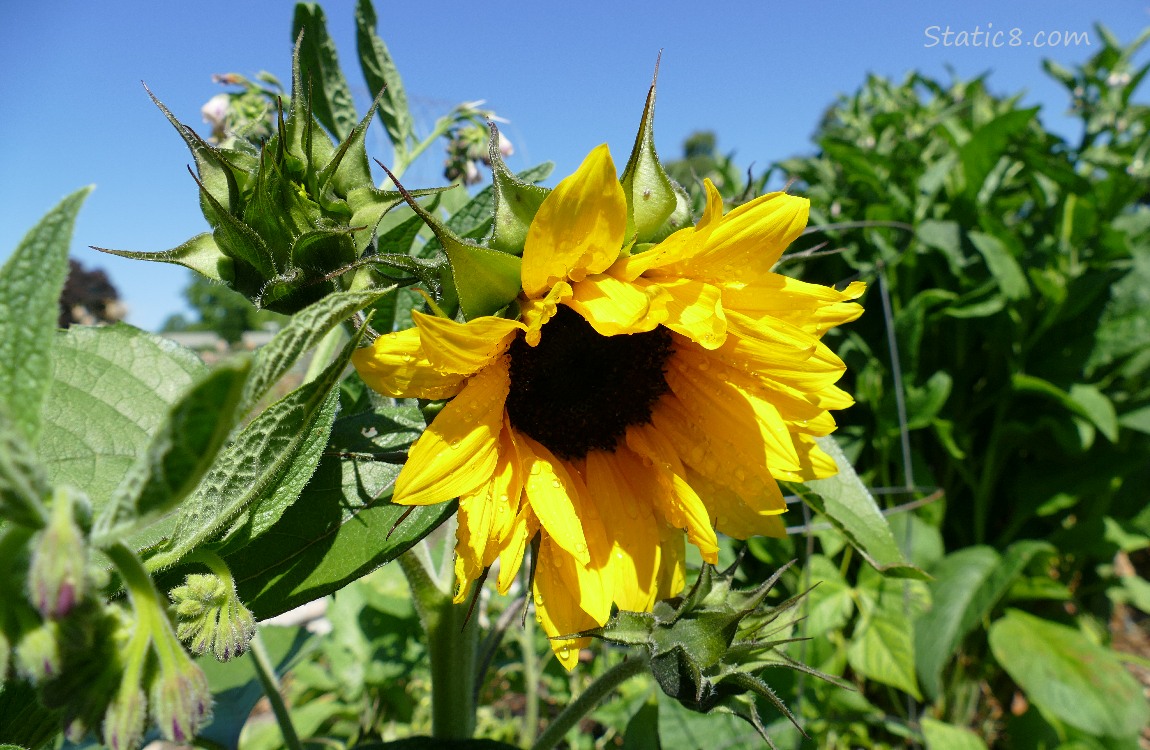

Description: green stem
[530,656,649,750]
[249,631,303,750]
[520,611,540,747]
[398,550,478,739]
[185,549,237,588]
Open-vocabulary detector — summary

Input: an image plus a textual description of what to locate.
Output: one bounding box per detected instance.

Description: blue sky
[2,1,1148,331]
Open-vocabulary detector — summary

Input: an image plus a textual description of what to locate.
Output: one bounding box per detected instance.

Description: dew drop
[534,594,544,606]
[530,463,543,476]
[450,438,461,448]
[575,542,587,554]
[550,478,562,489]
[697,358,710,370]
[559,646,571,660]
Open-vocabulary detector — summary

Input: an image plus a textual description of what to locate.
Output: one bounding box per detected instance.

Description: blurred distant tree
[58,259,126,327]
[161,273,286,344]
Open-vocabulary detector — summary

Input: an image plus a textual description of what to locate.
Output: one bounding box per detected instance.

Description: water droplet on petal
[575,542,587,554]
[559,646,570,660]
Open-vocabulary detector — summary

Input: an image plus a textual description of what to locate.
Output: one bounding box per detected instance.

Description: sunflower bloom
[353,145,864,669]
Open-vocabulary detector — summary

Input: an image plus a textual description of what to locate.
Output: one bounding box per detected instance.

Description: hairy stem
[249,631,303,750]
[530,656,648,750]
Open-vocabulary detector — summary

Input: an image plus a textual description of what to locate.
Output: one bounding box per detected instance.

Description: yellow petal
[720,311,849,393]
[534,535,609,671]
[522,144,627,298]
[496,501,538,594]
[649,393,787,515]
[625,424,719,564]
[453,482,496,601]
[393,358,509,505]
[515,433,591,565]
[584,450,659,612]
[665,352,803,476]
[519,281,572,347]
[654,515,686,600]
[352,328,465,399]
[566,274,669,336]
[487,420,526,547]
[412,309,523,375]
[674,344,842,434]
[684,466,787,540]
[671,192,808,280]
[722,276,866,337]
[793,433,839,481]
[655,278,727,349]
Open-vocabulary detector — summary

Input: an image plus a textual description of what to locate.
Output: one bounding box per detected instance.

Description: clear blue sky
[2,1,1147,331]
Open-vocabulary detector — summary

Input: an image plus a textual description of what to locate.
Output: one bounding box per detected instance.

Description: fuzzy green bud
[148,652,213,743]
[103,686,147,750]
[27,486,90,619]
[14,619,62,683]
[170,572,256,661]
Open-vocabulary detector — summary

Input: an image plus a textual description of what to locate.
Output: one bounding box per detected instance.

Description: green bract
[574,560,837,746]
[97,39,413,314]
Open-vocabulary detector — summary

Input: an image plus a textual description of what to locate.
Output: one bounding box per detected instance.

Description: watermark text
[924,24,1091,49]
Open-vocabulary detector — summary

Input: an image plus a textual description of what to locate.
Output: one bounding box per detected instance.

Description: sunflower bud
[97,37,415,315]
[27,487,90,619]
[575,560,817,741]
[170,572,256,661]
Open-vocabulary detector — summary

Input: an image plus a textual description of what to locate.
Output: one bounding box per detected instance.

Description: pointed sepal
[488,123,550,255]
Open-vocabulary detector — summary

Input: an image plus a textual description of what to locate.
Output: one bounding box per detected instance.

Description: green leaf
[91,357,252,546]
[147,326,365,570]
[355,0,414,158]
[0,412,50,528]
[914,546,1000,699]
[801,437,924,579]
[226,407,453,619]
[243,287,393,412]
[968,231,1029,301]
[847,610,922,699]
[620,78,679,243]
[95,233,234,284]
[0,678,59,750]
[1012,375,1119,441]
[988,609,1149,738]
[655,686,760,750]
[1067,384,1118,443]
[803,554,855,636]
[959,107,1036,201]
[0,187,92,446]
[920,717,989,750]
[292,3,358,141]
[39,325,206,505]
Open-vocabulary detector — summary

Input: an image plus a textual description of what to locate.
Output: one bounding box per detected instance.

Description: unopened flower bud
[15,620,62,683]
[149,655,213,743]
[28,486,90,619]
[103,686,147,750]
[170,572,256,661]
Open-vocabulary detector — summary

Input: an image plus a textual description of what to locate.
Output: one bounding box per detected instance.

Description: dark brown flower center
[505,305,674,460]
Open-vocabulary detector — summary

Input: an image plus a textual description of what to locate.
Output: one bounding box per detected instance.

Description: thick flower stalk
[354,144,864,670]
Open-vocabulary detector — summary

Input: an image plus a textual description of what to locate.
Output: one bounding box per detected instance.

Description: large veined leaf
[147,326,366,571]
[226,406,452,619]
[92,358,251,546]
[988,609,1149,738]
[0,187,92,446]
[292,3,358,141]
[38,325,206,507]
[801,437,925,579]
